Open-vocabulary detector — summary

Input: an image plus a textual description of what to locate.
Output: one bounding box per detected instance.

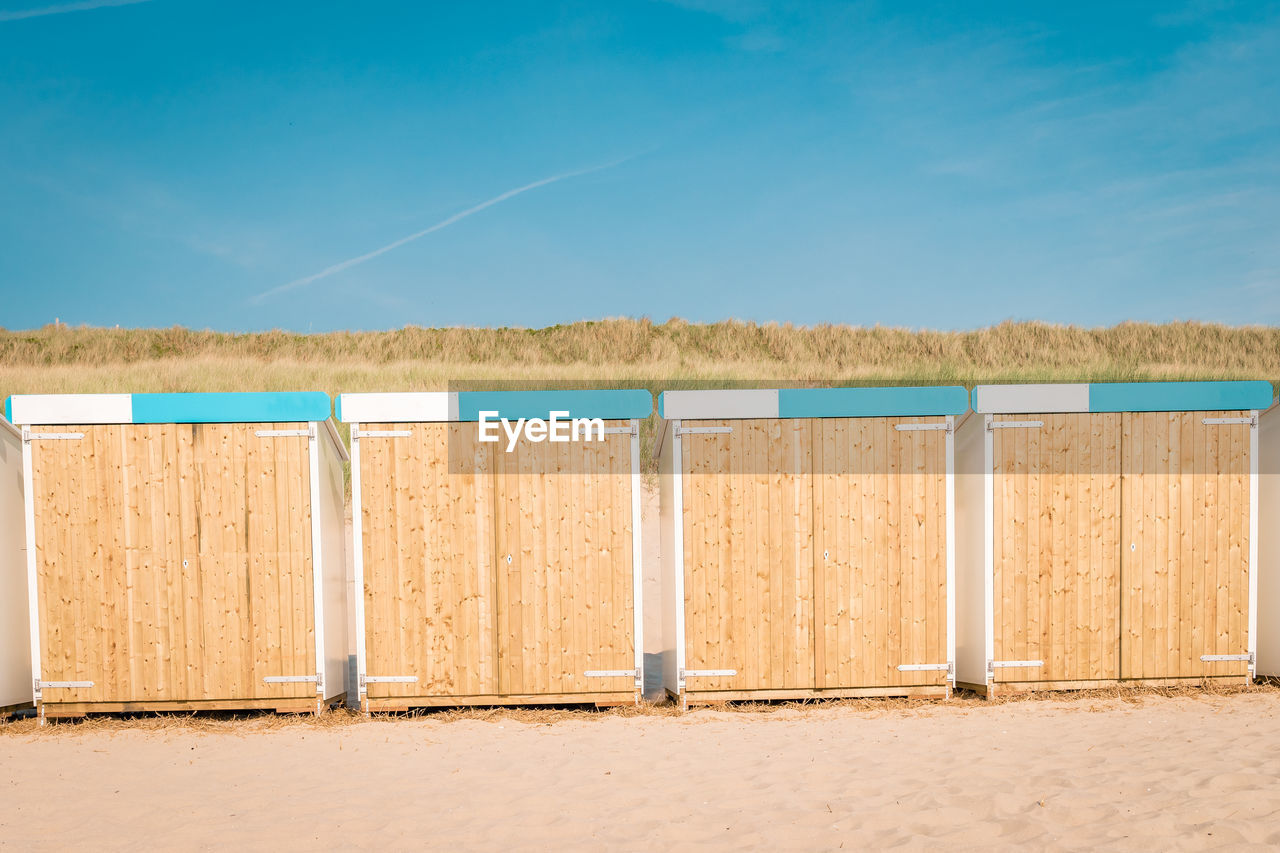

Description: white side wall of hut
[0,418,31,711]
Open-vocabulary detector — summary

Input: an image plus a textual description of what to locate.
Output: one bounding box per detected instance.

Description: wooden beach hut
[955,381,1272,697]
[4,392,349,719]
[655,386,969,708]
[338,389,651,711]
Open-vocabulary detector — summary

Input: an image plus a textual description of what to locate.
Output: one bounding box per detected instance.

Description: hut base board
[1,701,34,715]
[364,690,639,712]
[962,676,1252,699]
[38,697,332,718]
[680,685,949,706]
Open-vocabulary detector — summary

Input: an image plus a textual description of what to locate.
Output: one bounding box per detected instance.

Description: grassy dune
[3,319,1276,471]
[3,319,1278,399]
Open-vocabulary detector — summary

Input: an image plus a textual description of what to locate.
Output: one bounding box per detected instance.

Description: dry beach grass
[0,680,1271,737]
[3,319,1279,395]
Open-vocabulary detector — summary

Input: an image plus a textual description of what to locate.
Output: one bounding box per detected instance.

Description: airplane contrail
[0,0,153,22]
[252,159,628,304]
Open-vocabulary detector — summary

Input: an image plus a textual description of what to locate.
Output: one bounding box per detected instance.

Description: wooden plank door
[813,417,948,689]
[991,414,1121,684]
[32,423,316,705]
[359,422,498,700]
[491,422,636,697]
[680,419,815,694]
[31,424,134,705]
[194,423,316,701]
[1120,411,1252,680]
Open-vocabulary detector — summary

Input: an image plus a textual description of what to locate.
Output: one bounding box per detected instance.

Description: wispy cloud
[252,159,630,304]
[0,0,153,23]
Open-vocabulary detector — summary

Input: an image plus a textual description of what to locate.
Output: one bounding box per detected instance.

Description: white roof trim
[973,384,1089,414]
[661,390,779,420]
[338,392,455,423]
[8,394,133,425]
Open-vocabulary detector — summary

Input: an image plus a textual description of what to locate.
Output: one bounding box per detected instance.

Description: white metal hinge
[584,669,638,677]
[603,426,638,436]
[681,668,737,677]
[36,680,94,689]
[585,668,643,687]
[255,428,312,438]
[675,426,733,437]
[896,663,950,672]
[987,421,1044,430]
[363,675,419,683]
[352,429,413,439]
[677,668,737,690]
[988,660,1044,674]
[263,674,320,684]
[23,430,84,442]
[1203,417,1257,426]
[1201,653,1253,663]
[894,423,952,433]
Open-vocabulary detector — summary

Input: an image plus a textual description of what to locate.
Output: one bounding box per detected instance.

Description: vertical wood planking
[360,423,499,700]
[680,420,815,694]
[29,422,316,708]
[814,418,947,690]
[1121,412,1251,679]
[994,414,1121,684]
[483,421,636,697]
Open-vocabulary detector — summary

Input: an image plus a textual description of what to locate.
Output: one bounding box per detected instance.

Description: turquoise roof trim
[457,390,652,422]
[778,386,969,418]
[1086,381,1272,413]
[130,392,331,424]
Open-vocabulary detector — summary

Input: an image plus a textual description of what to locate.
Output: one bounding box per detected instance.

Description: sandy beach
[2,690,1278,851]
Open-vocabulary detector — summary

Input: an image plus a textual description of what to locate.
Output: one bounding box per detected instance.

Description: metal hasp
[37,680,94,689]
[1200,654,1253,663]
[986,421,1044,430]
[894,423,951,432]
[602,425,638,436]
[263,674,321,684]
[363,675,419,684]
[1203,417,1257,426]
[254,428,313,438]
[896,664,949,672]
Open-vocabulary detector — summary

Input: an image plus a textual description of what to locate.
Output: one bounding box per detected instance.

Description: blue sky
[1,0,1278,331]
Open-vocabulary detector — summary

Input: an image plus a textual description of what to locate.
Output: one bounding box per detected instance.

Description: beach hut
[338,389,651,711]
[0,416,31,713]
[955,381,1271,697]
[1259,399,1280,680]
[3,392,349,719]
[655,386,969,708]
